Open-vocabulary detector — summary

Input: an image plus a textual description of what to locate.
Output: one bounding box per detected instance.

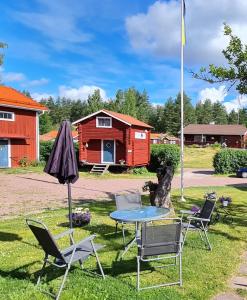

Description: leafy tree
[162,98,178,134]
[228,109,239,124]
[87,89,104,114]
[212,101,228,124]
[195,99,213,124]
[39,112,53,134]
[193,24,247,95]
[121,88,137,117]
[0,42,7,66]
[22,90,31,98]
[239,108,247,126]
[148,105,164,133]
[135,90,152,123]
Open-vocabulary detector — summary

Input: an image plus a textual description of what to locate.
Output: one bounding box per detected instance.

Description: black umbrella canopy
[44,120,78,184]
[44,120,78,231]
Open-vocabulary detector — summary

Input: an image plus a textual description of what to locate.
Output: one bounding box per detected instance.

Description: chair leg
[202,227,212,251]
[36,256,48,286]
[179,252,182,286]
[182,225,189,249]
[91,241,105,279]
[137,256,140,291]
[115,222,118,235]
[122,224,126,245]
[56,265,70,300]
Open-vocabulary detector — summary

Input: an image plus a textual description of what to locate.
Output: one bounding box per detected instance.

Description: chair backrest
[114,191,142,211]
[26,219,63,260]
[199,199,216,226]
[140,219,182,257]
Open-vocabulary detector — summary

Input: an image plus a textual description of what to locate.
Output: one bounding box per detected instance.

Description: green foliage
[193,24,247,95]
[39,141,54,162]
[39,112,53,134]
[18,156,30,167]
[213,149,247,173]
[0,42,7,66]
[132,166,149,174]
[149,144,180,171]
[86,89,104,114]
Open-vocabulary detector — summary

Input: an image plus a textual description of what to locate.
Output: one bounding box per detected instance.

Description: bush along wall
[40,141,79,163]
[149,144,180,172]
[213,149,247,174]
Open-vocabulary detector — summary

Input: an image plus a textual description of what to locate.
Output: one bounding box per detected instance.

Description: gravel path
[0,168,246,218]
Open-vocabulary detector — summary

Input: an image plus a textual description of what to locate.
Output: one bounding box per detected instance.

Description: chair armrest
[180,210,196,215]
[73,234,97,247]
[54,229,74,240]
[187,216,210,222]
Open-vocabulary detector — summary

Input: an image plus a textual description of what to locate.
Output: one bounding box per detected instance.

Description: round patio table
[110,206,170,257]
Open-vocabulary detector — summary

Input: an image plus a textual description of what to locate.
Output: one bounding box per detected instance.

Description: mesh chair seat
[61,241,105,264]
[139,223,181,257]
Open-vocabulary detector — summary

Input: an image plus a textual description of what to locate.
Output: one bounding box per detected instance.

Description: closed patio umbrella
[44,120,79,230]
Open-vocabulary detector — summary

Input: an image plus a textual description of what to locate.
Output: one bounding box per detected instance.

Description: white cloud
[23,78,49,87]
[59,85,107,101]
[126,0,247,65]
[198,85,227,103]
[31,92,54,101]
[224,95,247,112]
[2,72,26,82]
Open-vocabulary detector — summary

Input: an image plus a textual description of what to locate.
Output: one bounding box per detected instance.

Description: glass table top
[110,206,170,223]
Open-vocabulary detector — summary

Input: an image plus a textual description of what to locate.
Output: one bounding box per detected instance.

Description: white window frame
[96,116,112,128]
[0,111,15,121]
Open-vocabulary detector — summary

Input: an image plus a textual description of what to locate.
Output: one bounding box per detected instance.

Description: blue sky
[0,0,247,111]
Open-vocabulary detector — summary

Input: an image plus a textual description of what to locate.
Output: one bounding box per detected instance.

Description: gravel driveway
[0,169,246,218]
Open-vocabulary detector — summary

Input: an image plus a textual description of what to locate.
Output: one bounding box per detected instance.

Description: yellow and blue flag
[182,0,186,46]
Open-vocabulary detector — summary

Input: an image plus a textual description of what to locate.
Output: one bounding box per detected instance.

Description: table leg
[120,222,140,258]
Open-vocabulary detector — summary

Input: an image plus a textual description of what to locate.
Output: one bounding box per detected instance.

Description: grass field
[0,186,246,300]
[183,147,219,169]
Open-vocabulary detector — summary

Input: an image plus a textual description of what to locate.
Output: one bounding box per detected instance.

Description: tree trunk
[153,165,174,208]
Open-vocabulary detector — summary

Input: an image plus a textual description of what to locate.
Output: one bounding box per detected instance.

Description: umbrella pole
[67,182,73,231]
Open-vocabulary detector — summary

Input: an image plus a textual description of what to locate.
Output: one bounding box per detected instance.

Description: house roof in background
[150,133,180,140]
[72,109,153,128]
[184,124,247,135]
[0,85,48,112]
[40,130,78,141]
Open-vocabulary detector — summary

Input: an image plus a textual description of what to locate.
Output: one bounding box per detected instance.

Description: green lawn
[184,147,219,169]
[0,186,246,300]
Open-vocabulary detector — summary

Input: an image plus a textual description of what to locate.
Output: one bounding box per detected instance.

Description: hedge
[213,149,247,174]
[149,144,180,172]
[40,141,79,162]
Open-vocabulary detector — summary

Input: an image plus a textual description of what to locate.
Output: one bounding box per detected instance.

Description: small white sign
[135,132,146,139]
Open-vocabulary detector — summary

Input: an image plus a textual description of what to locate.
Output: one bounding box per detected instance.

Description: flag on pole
[182,0,186,46]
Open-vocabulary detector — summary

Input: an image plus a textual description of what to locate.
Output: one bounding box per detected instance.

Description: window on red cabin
[0,111,14,121]
[96,117,112,128]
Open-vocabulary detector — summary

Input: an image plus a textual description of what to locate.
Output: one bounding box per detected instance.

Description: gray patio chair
[114,190,142,245]
[26,219,105,300]
[182,199,216,250]
[137,218,183,291]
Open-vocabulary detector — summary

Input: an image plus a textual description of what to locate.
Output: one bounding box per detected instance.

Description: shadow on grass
[0,231,22,242]
[0,261,38,282]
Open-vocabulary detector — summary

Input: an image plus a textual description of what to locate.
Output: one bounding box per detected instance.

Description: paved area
[0,168,246,218]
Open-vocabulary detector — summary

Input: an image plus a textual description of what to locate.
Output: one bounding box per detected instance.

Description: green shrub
[210,142,221,149]
[213,149,247,174]
[149,144,180,172]
[132,167,149,174]
[40,141,54,162]
[19,156,30,167]
[40,141,79,162]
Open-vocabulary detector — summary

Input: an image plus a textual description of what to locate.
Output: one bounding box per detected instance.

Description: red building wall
[0,106,37,166]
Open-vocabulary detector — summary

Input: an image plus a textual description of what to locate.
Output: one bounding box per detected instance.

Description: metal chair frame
[137,218,183,291]
[114,190,142,245]
[182,199,216,251]
[26,219,105,300]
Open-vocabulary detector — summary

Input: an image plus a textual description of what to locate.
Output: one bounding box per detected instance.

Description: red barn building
[0,86,48,167]
[183,124,247,148]
[73,109,152,168]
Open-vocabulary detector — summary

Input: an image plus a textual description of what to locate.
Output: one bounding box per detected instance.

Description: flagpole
[180,0,186,202]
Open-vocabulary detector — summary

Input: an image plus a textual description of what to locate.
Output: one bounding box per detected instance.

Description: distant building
[40,130,78,142]
[0,85,48,167]
[150,133,180,145]
[73,109,152,167]
[183,124,247,148]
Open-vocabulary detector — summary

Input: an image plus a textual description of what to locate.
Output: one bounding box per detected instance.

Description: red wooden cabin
[0,86,48,167]
[73,109,152,167]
